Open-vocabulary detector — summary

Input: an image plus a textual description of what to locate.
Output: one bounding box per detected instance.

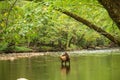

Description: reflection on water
[61,64,70,75]
[0,53,120,80]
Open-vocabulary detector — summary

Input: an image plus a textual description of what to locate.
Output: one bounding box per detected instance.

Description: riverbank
[0,48,120,61]
[0,52,46,61]
[68,47,120,54]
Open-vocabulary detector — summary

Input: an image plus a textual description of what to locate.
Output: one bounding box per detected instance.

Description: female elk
[60,52,70,65]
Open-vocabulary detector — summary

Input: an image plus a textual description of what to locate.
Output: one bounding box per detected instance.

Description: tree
[54,0,120,46]
[0,0,120,52]
[98,0,120,30]
[57,9,120,46]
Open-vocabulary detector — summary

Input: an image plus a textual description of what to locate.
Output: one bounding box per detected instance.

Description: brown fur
[60,52,70,65]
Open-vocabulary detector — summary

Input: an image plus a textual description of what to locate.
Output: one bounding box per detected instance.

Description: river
[0,49,120,80]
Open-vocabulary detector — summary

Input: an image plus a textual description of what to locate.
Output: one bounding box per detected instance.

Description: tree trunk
[57,9,120,46]
[77,34,85,44]
[68,36,73,47]
[98,0,120,30]
[6,0,18,27]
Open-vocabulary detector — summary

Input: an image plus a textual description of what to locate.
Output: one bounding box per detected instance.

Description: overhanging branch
[56,9,120,46]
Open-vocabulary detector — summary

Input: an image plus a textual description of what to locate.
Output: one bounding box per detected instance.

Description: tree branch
[98,0,120,30]
[6,0,18,27]
[56,9,120,46]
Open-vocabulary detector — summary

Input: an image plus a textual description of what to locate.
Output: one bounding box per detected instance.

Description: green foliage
[14,46,32,52]
[0,43,32,53]
[0,0,119,53]
[0,42,8,52]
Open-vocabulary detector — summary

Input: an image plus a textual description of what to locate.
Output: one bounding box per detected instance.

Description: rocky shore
[0,52,46,61]
[0,48,119,61]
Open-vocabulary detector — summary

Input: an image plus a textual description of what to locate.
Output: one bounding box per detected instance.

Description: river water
[0,51,120,80]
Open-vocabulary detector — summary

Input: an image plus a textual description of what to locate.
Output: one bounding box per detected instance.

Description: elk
[60,52,70,65]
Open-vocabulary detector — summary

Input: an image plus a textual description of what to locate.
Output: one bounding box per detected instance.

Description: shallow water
[0,52,120,80]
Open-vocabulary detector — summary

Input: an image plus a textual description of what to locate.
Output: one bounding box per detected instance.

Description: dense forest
[0,0,120,53]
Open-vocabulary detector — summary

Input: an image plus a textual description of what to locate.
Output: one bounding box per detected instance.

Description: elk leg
[65,61,66,66]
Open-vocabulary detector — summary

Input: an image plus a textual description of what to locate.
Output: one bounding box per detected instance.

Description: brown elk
[60,52,70,65]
